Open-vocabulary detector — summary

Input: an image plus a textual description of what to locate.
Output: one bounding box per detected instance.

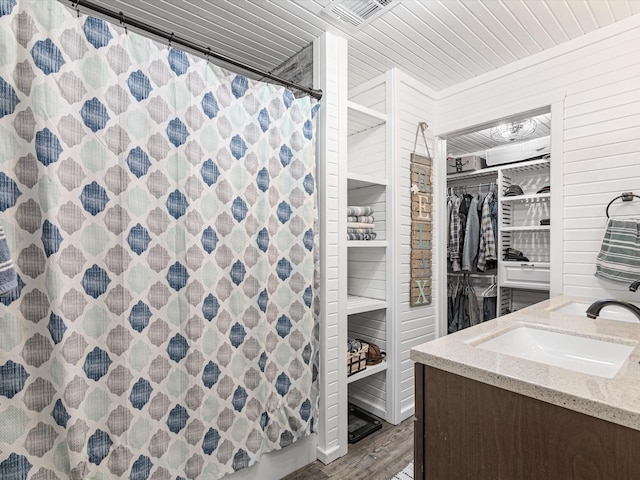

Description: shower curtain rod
[70,0,324,100]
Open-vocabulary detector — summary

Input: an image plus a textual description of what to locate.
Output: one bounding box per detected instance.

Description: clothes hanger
[482,282,497,298]
[481,276,497,297]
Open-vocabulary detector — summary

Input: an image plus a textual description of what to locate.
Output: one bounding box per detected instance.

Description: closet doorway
[437,105,563,336]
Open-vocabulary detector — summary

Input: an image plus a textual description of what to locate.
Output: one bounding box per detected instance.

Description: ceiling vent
[321,0,400,31]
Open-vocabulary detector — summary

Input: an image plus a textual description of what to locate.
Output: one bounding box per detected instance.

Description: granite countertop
[410,295,640,431]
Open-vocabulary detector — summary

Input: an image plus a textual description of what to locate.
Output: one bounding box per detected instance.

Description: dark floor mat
[348,403,383,443]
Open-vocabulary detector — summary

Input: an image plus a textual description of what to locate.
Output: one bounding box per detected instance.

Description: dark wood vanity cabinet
[414,364,640,480]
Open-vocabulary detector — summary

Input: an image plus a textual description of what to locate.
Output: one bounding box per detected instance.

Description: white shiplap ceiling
[76,0,640,93]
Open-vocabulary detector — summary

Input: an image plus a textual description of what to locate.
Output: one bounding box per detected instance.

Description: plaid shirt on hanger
[449,195,462,271]
[477,192,497,271]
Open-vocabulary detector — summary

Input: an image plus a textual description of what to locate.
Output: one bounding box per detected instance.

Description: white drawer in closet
[499,262,550,290]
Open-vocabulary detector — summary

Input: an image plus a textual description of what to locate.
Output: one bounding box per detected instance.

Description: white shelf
[501,158,550,174]
[500,192,550,203]
[501,261,550,267]
[446,157,549,182]
[347,295,387,315]
[347,360,387,384]
[347,172,387,189]
[347,240,388,248]
[501,226,551,232]
[347,100,386,136]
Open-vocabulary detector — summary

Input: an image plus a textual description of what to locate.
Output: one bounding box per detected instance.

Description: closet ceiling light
[321,0,400,30]
[490,119,537,143]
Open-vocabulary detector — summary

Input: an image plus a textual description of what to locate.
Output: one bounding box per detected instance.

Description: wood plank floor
[283,417,414,480]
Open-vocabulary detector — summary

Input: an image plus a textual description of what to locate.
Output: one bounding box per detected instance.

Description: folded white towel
[346,222,375,229]
[347,215,374,223]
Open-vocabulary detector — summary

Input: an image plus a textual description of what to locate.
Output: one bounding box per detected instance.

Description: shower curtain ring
[206,47,212,64]
[119,12,127,34]
[169,32,174,48]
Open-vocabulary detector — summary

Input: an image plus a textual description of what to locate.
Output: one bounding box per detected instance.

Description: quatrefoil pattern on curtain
[0,1,319,479]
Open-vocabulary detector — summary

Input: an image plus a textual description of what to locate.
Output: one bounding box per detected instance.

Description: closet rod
[69,0,324,100]
[448,272,496,279]
[449,182,495,192]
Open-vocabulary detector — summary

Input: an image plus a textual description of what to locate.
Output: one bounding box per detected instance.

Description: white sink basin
[550,301,640,323]
[474,325,635,378]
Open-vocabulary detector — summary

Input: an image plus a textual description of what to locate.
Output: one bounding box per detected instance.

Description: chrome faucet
[586,299,640,321]
[630,280,640,292]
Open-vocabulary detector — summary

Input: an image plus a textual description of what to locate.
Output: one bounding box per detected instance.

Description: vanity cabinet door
[415,364,640,479]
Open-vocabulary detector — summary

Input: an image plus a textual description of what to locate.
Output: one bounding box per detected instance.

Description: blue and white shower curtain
[0,0,319,478]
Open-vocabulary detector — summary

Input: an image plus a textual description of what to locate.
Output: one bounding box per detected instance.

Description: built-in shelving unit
[343,88,392,425]
[498,156,551,314]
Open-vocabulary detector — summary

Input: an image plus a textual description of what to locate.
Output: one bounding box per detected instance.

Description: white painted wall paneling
[347,248,387,299]
[313,32,348,464]
[347,127,387,176]
[389,70,438,421]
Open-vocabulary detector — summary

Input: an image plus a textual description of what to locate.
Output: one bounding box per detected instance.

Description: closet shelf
[501,261,550,267]
[502,158,550,174]
[347,295,387,315]
[447,169,498,183]
[500,193,550,203]
[347,360,387,384]
[347,240,388,248]
[446,158,549,182]
[347,101,386,136]
[347,172,387,189]
[501,226,551,232]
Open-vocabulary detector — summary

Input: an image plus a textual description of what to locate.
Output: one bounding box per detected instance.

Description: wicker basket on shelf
[347,343,368,376]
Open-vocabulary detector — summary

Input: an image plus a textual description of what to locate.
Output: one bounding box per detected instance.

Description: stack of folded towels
[347,206,376,240]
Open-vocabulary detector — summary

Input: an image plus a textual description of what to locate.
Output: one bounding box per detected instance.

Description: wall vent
[321,0,399,30]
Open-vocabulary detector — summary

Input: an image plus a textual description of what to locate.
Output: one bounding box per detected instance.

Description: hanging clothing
[483,296,497,321]
[477,191,497,271]
[447,279,481,332]
[458,194,473,260]
[449,195,462,271]
[466,284,482,327]
[461,195,481,271]
[448,284,467,333]
[481,281,498,322]
[447,281,459,332]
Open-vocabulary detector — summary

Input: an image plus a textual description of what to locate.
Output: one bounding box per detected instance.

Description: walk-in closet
[444,112,553,333]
